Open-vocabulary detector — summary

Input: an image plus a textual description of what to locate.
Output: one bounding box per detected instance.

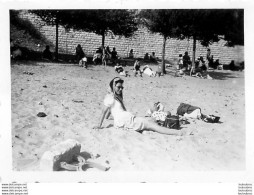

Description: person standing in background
[111,47,118,65]
[75,44,85,64]
[206,48,211,69]
[183,51,191,71]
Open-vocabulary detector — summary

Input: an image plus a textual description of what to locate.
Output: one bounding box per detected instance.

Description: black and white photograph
[1,0,254,194]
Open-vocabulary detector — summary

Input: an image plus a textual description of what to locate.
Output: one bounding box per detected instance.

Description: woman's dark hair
[109,77,124,92]
[109,77,126,110]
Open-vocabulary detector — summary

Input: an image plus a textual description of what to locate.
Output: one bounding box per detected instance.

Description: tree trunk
[102,32,105,48]
[161,35,167,74]
[55,18,59,61]
[191,34,197,67]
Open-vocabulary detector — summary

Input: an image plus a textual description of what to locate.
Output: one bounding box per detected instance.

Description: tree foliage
[140,9,180,38]
[29,10,69,60]
[221,9,244,46]
[10,10,45,43]
[27,9,243,64]
[140,9,244,72]
[30,9,139,53]
[175,9,244,66]
[29,10,62,25]
[140,10,181,73]
[175,9,244,47]
[61,9,138,46]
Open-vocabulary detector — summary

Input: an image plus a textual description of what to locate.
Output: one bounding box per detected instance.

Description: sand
[11,62,245,172]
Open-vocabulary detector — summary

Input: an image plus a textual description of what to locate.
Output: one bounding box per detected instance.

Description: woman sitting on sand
[76,44,85,63]
[93,77,182,135]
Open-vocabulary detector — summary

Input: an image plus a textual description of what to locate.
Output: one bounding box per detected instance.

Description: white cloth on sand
[143,65,156,77]
[183,109,202,119]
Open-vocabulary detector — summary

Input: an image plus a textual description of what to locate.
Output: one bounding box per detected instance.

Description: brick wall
[20,11,244,64]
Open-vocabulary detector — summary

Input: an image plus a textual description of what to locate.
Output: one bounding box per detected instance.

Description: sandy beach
[11,62,245,172]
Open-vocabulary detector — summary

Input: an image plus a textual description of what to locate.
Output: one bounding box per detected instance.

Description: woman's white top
[103,93,134,128]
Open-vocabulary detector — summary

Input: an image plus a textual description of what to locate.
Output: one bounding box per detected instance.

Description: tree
[10,10,49,47]
[175,9,244,67]
[175,10,219,67]
[10,10,43,41]
[29,10,69,61]
[140,10,181,74]
[140,9,244,72]
[61,10,138,47]
[30,10,138,59]
[220,9,244,46]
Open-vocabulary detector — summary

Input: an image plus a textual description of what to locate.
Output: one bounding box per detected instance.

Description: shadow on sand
[208,71,244,80]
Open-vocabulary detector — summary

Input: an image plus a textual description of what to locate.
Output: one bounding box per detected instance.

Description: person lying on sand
[115,63,129,77]
[146,102,180,129]
[190,58,213,79]
[175,69,185,77]
[146,102,171,121]
[93,77,182,135]
[143,65,156,77]
[177,103,220,123]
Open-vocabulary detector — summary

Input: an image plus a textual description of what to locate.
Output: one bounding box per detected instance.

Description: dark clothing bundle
[177,103,220,123]
[177,103,201,116]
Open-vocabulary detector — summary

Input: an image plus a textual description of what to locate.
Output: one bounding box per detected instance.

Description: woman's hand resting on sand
[92,125,103,130]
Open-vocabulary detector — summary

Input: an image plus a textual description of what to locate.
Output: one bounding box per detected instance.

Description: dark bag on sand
[203,115,220,123]
[162,115,180,130]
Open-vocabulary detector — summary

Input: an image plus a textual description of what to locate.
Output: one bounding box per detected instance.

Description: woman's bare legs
[143,118,182,136]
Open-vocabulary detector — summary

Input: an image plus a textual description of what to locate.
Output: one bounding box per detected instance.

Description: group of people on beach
[76,45,160,68]
[114,59,160,78]
[93,77,220,136]
[128,49,157,62]
[143,52,157,63]
[75,46,222,136]
[176,49,220,79]
[76,44,119,67]
[74,44,220,81]
[21,44,221,138]
[87,47,221,136]
[93,77,183,136]
[93,45,119,66]
[76,44,120,67]
[75,44,219,81]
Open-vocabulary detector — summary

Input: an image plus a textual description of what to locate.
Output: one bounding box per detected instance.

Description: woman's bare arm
[94,106,109,129]
[105,109,111,119]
